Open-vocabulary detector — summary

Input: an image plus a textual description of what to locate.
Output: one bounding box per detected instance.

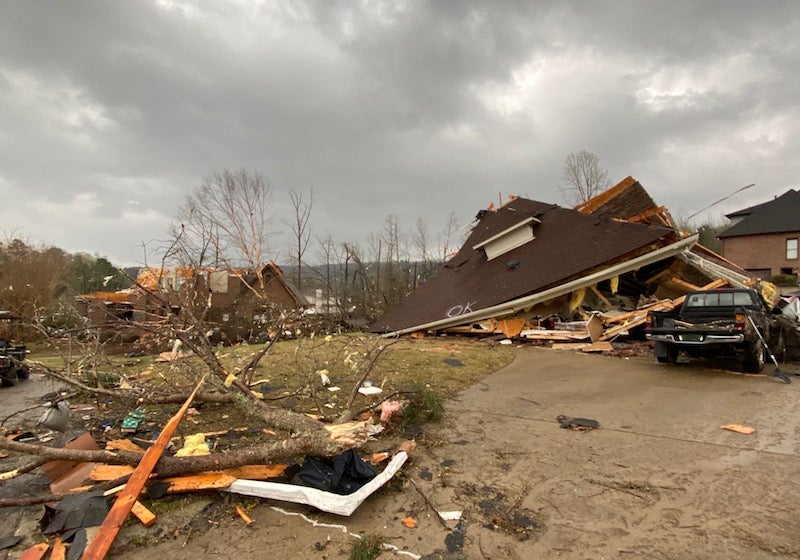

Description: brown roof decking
[576,176,674,227]
[371,197,677,333]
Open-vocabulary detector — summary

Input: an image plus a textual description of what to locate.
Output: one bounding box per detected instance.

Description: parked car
[0,311,30,387]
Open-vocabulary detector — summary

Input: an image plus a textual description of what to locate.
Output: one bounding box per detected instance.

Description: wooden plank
[550,342,589,351]
[497,317,526,338]
[90,465,135,481]
[130,501,157,527]
[586,314,604,342]
[18,543,49,560]
[599,314,649,341]
[603,299,675,324]
[162,473,237,493]
[670,277,702,291]
[82,373,207,560]
[50,537,66,560]
[581,341,614,353]
[222,464,287,480]
[104,440,145,453]
[589,285,613,308]
[91,463,286,483]
[700,278,728,290]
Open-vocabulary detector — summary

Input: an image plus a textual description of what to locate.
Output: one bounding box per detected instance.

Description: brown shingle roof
[371,197,677,333]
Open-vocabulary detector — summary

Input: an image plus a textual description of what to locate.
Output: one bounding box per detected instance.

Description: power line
[686,183,755,221]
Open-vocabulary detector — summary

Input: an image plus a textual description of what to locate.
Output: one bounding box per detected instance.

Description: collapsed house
[371,177,758,345]
[76,261,308,342]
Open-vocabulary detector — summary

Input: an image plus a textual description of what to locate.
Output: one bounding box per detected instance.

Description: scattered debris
[235,505,254,525]
[174,433,211,457]
[379,400,406,422]
[358,381,383,396]
[120,408,145,434]
[721,424,756,434]
[225,450,409,516]
[402,516,417,528]
[557,415,600,431]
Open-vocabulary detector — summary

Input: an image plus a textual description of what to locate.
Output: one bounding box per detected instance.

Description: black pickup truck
[645,288,786,373]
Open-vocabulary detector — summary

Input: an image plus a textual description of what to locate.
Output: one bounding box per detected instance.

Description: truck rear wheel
[1,374,17,387]
[742,342,765,373]
[655,342,679,364]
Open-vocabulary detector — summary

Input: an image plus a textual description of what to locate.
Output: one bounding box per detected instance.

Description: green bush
[770,274,798,286]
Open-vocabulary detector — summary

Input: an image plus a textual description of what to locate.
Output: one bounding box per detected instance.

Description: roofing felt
[370,197,676,333]
[718,189,800,238]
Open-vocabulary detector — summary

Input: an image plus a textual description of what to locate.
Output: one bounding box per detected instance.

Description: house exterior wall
[721,232,800,278]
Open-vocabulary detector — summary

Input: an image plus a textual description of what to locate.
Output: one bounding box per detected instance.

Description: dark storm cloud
[1,1,799,264]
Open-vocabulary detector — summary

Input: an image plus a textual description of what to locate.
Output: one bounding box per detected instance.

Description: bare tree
[170,169,276,272]
[561,150,611,205]
[439,210,460,262]
[285,189,313,291]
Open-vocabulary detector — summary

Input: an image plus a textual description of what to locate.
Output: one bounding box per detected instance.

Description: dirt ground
[4,347,800,559]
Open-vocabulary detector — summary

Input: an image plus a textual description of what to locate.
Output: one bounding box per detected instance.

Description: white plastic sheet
[224,451,408,516]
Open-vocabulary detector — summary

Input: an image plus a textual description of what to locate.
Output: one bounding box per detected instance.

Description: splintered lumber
[18,543,49,560]
[90,465,135,481]
[670,277,702,291]
[589,285,613,308]
[323,420,373,445]
[130,501,157,527]
[521,329,591,341]
[82,374,207,560]
[550,342,590,351]
[50,537,66,560]
[160,473,237,493]
[602,299,675,324]
[600,314,649,341]
[223,464,287,480]
[104,440,145,454]
[90,463,288,483]
[235,505,254,525]
[581,341,614,353]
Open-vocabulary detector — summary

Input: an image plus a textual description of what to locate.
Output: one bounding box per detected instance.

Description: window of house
[787,238,798,259]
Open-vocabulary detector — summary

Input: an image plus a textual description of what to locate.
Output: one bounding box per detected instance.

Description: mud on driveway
[7,347,800,559]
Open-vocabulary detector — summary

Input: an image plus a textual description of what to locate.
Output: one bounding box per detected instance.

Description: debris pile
[371,177,799,354]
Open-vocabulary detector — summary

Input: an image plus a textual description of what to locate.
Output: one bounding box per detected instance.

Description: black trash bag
[292,449,376,495]
[292,457,338,492]
[331,448,376,494]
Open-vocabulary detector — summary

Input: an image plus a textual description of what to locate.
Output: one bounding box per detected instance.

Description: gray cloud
[1,1,798,265]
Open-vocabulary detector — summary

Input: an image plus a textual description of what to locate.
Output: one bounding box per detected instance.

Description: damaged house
[371,177,755,344]
[76,262,307,342]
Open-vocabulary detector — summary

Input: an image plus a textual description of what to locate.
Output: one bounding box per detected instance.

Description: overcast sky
[2,1,799,266]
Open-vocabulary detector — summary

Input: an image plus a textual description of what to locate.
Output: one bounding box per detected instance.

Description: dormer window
[473,216,541,260]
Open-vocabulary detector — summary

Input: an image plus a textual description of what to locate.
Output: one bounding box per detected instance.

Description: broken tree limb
[0,429,359,481]
[0,457,48,481]
[82,373,207,560]
[0,475,133,508]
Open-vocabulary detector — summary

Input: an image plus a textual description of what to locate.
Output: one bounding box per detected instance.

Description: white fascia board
[382,233,699,337]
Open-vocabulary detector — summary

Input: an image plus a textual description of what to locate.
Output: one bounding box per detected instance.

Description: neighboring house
[76,261,307,341]
[718,189,800,280]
